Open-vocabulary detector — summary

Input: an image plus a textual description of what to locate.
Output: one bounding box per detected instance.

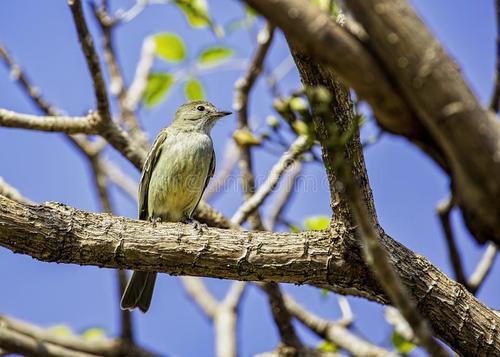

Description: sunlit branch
[231,135,311,226]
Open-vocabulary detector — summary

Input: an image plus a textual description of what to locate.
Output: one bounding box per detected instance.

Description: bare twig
[181,277,247,357]
[0,177,34,205]
[125,37,156,113]
[102,160,139,202]
[231,135,312,225]
[68,0,146,169]
[0,108,101,135]
[203,141,239,202]
[468,243,498,294]
[233,22,275,230]
[285,295,396,357]
[90,3,149,148]
[0,315,154,357]
[436,195,468,287]
[181,277,219,318]
[259,283,304,353]
[490,0,500,112]
[384,306,417,343]
[0,45,58,116]
[266,161,302,230]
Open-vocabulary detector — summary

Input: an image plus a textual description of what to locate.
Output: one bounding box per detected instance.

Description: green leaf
[184,78,205,100]
[175,0,210,28]
[153,33,186,62]
[143,73,174,108]
[289,224,302,233]
[392,331,416,355]
[49,325,73,337]
[317,341,338,353]
[320,288,329,298]
[198,46,234,65]
[304,216,330,231]
[82,327,106,341]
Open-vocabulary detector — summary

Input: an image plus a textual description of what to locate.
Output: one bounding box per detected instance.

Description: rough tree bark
[0,196,498,356]
[243,0,500,247]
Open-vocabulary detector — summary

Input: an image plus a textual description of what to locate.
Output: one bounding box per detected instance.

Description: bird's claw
[149,217,162,228]
[185,218,207,234]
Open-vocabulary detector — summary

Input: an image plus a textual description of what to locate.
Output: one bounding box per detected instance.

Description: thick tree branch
[0,197,498,355]
[345,0,500,245]
[287,32,443,355]
[0,108,101,135]
[244,0,500,246]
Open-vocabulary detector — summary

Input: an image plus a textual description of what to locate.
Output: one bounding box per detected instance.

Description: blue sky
[0,1,498,356]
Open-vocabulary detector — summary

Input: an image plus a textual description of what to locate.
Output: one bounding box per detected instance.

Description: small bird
[120,100,231,313]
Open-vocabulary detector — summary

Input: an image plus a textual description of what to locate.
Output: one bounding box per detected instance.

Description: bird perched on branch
[120,100,231,313]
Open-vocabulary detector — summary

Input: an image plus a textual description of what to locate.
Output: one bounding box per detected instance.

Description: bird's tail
[120,271,157,313]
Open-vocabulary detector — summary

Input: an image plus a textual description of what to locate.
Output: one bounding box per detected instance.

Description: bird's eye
[197,105,205,111]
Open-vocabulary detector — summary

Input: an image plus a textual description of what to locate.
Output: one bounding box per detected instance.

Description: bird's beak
[212,111,232,119]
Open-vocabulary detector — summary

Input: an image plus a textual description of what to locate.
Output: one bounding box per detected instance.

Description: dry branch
[284,295,396,357]
[0,197,498,356]
[0,109,101,135]
[231,135,312,225]
[0,316,154,357]
[244,0,500,246]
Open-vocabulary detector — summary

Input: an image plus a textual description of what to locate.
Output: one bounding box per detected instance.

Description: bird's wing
[191,148,216,217]
[138,129,169,220]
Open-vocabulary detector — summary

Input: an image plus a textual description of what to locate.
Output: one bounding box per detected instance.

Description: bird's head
[171,100,231,133]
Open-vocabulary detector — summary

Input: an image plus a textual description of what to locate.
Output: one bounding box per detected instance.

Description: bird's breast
[148,131,213,222]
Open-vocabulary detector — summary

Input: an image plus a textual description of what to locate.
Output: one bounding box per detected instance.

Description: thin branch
[0,316,154,357]
[284,295,396,357]
[436,195,468,287]
[0,108,101,135]
[0,177,34,205]
[90,3,149,148]
[336,296,353,327]
[181,277,219,318]
[102,160,139,203]
[0,44,58,116]
[233,22,275,230]
[259,283,304,352]
[468,243,498,294]
[266,161,302,230]
[68,0,146,170]
[124,37,156,113]
[181,277,246,357]
[385,307,417,344]
[222,281,247,309]
[203,141,239,202]
[231,135,312,225]
[490,0,500,112]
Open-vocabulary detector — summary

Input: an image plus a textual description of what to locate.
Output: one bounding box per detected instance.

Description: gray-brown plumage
[120,101,231,313]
